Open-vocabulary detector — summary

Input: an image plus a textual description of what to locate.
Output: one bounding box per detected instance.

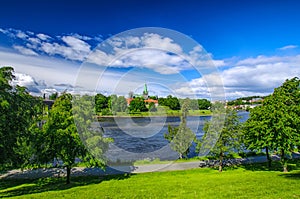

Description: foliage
[148,102,157,112]
[198,99,211,110]
[243,77,300,172]
[158,95,181,110]
[198,106,242,172]
[128,97,148,113]
[95,93,109,114]
[164,99,195,159]
[108,94,128,114]
[41,93,111,183]
[227,96,264,106]
[0,66,43,169]
[243,105,273,167]
[49,92,58,100]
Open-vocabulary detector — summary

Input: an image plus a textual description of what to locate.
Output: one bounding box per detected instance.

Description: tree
[198,106,242,172]
[250,78,299,172]
[159,95,181,110]
[0,66,43,169]
[42,93,111,183]
[95,93,109,114]
[116,96,128,112]
[49,92,58,100]
[166,95,181,110]
[189,99,199,110]
[243,105,273,168]
[108,95,128,114]
[129,97,148,113]
[148,102,157,112]
[244,78,300,172]
[198,99,211,110]
[164,99,195,159]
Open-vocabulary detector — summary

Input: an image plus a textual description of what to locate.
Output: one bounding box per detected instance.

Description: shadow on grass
[222,158,300,172]
[0,173,134,198]
[279,171,300,179]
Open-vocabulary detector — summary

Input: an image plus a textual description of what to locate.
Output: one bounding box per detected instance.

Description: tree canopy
[0,67,43,169]
[198,106,242,172]
[243,77,300,172]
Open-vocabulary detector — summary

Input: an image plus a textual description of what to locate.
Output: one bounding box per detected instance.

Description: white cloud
[87,33,224,75]
[175,54,300,99]
[278,45,298,50]
[13,45,38,56]
[36,33,51,40]
[61,35,91,53]
[15,30,28,39]
[3,28,299,100]
[12,73,47,94]
[0,28,93,61]
[39,36,91,61]
[69,33,92,41]
[0,47,79,87]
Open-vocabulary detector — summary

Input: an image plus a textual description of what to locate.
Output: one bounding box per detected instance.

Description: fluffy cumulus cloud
[0,28,100,61]
[1,28,299,99]
[1,28,224,75]
[175,54,300,99]
[13,45,38,56]
[36,33,51,41]
[12,73,46,94]
[87,33,225,75]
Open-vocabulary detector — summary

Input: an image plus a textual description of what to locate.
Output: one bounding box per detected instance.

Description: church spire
[143,83,148,99]
[143,83,148,94]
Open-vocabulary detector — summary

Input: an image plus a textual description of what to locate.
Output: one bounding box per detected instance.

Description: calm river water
[98,111,249,162]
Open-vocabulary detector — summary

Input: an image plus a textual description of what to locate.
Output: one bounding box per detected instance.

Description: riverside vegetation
[0,66,299,197]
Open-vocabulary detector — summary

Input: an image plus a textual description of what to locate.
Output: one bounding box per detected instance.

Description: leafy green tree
[189,99,199,110]
[249,78,299,172]
[49,92,58,100]
[116,96,128,112]
[198,99,211,110]
[244,78,300,172]
[95,93,109,114]
[42,93,111,183]
[108,94,118,114]
[166,95,181,110]
[0,66,43,169]
[198,107,242,172]
[158,95,180,110]
[129,97,148,113]
[148,102,157,112]
[164,99,195,159]
[108,94,128,114]
[158,97,166,106]
[243,105,273,167]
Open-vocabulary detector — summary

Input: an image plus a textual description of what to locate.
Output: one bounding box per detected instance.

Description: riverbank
[97,109,212,118]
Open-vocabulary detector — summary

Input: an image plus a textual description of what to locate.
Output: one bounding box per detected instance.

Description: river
[97,111,249,163]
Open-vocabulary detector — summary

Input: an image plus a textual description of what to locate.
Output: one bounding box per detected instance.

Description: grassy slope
[1,160,300,199]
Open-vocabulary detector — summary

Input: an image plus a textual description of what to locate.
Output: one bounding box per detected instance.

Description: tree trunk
[179,153,182,159]
[280,149,288,173]
[266,147,272,168]
[66,165,71,184]
[219,151,223,172]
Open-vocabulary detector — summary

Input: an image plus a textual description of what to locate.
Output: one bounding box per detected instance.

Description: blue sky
[0,0,300,99]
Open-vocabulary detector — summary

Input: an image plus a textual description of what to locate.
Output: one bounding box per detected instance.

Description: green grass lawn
[1,160,300,198]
